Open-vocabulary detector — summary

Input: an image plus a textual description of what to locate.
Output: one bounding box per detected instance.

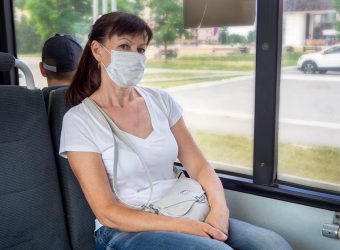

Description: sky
[229,26,256,36]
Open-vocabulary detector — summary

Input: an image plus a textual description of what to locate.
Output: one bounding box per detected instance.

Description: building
[283,0,339,51]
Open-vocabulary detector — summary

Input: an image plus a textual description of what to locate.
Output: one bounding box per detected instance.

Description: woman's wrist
[210,202,229,214]
[172,218,197,234]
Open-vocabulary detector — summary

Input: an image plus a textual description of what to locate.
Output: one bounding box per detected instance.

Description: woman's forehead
[107,33,147,44]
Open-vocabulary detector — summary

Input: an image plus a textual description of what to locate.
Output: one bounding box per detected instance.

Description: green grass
[282,52,303,67]
[278,144,340,183]
[141,75,239,89]
[191,130,340,184]
[147,52,302,71]
[192,131,253,167]
[147,55,254,71]
[147,54,255,71]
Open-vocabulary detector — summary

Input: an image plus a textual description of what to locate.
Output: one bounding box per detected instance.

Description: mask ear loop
[100,43,110,54]
[98,43,111,71]
[197,0,208,29]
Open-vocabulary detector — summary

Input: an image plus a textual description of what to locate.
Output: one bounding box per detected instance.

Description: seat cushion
[0,86,70,249]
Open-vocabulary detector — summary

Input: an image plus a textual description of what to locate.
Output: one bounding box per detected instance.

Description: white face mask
[101,45,146,88]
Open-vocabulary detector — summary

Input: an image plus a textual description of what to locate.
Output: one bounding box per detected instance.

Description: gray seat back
[0,86,71,250]
[42,85,67,111]
[48,88,95,250]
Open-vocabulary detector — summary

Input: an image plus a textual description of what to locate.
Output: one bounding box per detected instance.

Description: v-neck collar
[121,87,156,142]
[86,87,156,142]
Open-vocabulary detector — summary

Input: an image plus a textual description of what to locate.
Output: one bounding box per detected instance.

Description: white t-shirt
[59,86,183,231]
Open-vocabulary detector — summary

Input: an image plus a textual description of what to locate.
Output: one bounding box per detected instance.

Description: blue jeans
[95,218,292,250]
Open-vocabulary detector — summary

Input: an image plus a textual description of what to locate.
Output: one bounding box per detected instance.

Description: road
[168,68,340,148]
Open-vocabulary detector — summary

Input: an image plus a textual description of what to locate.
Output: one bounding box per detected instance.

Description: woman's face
[100,33,147,66]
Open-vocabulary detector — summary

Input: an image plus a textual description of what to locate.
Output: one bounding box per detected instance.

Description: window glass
[14,0,256,175]
[280,0,340,191]
[14,0,93,88]
[141,1,256,175]
[324,46,340,54]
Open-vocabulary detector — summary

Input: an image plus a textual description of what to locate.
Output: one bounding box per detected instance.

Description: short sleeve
[59,110,100,158]
[159,90,183,127]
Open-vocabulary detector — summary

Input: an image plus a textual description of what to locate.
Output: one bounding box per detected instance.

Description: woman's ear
[90,40,103,62]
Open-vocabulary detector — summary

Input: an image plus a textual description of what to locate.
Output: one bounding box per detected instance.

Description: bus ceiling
[183,0,256,29]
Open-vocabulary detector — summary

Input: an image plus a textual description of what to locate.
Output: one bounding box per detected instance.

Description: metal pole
[93,0,98,23]
[111,0,117,11]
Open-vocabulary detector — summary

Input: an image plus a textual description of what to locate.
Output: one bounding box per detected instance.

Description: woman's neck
[91,81,137,108]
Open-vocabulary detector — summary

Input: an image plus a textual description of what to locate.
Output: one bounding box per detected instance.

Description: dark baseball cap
[42,33,83,73]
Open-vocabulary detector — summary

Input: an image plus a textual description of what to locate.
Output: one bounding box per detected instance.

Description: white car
[297,45,340,74]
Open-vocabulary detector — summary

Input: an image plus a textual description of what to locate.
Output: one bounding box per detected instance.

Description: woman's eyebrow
[118,37,132,43]
[118,37,146,46]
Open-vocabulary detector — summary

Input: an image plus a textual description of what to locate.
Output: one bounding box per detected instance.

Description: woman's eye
[137,48,145,54]
[119,44,129,50]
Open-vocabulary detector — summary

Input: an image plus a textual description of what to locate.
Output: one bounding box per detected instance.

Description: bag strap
[82,97,153,210]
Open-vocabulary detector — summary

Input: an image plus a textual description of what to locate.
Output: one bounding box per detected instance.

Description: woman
[60,12,292,250]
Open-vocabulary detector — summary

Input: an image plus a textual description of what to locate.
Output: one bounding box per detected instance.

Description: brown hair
[66,12,153,106]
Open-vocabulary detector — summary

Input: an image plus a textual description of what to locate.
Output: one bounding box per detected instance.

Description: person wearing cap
[39,33,83,87]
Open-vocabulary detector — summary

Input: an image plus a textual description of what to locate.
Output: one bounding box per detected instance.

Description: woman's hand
[204,206,230,240]
[178,219,228,241]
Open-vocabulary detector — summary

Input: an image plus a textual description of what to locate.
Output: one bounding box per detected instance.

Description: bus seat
[0,86,71,249]
[42,85,68,111]
[48,88,95,250]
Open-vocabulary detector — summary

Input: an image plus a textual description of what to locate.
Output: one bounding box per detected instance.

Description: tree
[247,30,256,43]
[227,34,247,45]
[149,0,187,58]
[218,27,228,45]
[118,0,144,14]
[15,0,26,9]
[24,0,92,41]
[332,0,340,40]
[23,0,145,42]
[15,15,42,54]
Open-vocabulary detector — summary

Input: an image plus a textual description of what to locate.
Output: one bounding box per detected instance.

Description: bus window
[13,0,257,176]
[279,0,340,191]
[143,0,256,176]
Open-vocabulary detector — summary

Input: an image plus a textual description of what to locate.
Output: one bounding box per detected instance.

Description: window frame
[0,0,18,85]
[219,172,340,212]
[253,0,282,186]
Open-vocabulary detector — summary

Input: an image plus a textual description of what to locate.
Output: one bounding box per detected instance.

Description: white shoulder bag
[82,97,210,221]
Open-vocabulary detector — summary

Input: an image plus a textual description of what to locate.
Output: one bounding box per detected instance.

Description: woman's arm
[171,118,230,236]
[66,151,227,241]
